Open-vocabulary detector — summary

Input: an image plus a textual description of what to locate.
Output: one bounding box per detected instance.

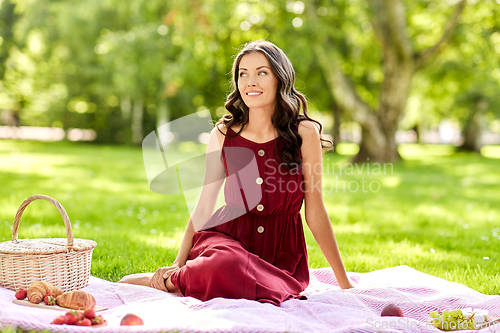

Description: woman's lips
[246,92,263,98]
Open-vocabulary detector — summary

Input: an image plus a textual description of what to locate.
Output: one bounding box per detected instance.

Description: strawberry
[76,318,92,326]
[44,293,56,305]
[15,288,27,300]
[84,307,96,319]
[92,315,104,325]
[64,310,79,325]
[76,310,85,321]
[51,316,65,325]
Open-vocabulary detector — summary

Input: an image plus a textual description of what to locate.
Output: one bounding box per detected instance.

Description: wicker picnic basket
[0,195,97,292]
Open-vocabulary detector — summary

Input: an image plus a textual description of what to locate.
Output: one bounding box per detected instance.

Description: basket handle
[12,195,74,250]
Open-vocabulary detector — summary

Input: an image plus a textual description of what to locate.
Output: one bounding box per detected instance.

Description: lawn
[0,139,499,299]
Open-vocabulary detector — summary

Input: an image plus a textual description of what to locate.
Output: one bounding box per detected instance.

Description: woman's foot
[118,272,180,293]
[118,273,154,287]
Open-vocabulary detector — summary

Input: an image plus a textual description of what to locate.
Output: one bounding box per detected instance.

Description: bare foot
[118,273,154,287]
[119,273,180,294]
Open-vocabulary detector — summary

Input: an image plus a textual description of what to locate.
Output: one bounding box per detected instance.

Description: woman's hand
[339,277,358,289]
[150,264,182,292]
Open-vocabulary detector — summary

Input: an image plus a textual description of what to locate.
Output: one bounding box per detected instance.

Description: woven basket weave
[0,195,97,292]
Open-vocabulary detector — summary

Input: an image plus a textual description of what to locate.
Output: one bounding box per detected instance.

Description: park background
[0,0,499,298]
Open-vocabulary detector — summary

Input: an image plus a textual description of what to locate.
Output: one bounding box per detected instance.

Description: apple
[381,303,404,317]
[120,313,144,326]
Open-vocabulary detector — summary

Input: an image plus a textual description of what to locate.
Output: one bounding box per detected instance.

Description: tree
[407,0,500,152]
[305,0,466,163]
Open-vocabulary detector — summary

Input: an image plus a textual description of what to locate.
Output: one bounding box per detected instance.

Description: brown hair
[216,39,333,169]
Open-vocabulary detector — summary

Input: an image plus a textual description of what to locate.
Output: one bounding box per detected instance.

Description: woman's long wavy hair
[216,39,334,169]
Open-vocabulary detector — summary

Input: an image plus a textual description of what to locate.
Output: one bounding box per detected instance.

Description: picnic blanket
[1,265,499,333]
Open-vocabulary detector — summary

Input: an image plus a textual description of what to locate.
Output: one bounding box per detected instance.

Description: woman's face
[237,52,279,111]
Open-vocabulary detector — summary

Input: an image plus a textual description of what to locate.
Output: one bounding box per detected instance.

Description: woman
[119,40,356,306]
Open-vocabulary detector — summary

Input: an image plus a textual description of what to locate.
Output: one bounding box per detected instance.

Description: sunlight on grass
[398,143,456,159]
[381,175,401,188]
[481,145,500,159]
[133,231,185,249]
[335,142,359,155]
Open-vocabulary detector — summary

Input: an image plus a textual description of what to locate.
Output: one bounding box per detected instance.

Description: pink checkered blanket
[1,265,499,332]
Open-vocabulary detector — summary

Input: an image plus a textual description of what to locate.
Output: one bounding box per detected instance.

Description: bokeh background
[0,0,499,293]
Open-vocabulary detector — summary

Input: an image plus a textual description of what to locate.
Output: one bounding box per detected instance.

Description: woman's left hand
[150,265,181,291]
[339,277,358,289]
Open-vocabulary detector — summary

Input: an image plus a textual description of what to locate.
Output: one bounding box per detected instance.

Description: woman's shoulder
[214,121,227,135]
[212,120,241,150]
[297,119,320,138]
[215,121,243,135]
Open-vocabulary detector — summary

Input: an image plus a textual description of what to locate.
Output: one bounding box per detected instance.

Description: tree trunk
[413,124,421,143]
[132,97,144,145]
[156,99,172,150]
[459,98,487,153]
[353,121,402,163]
[121,96,132,121]
[156,100,169,128]
[332,100,341,148]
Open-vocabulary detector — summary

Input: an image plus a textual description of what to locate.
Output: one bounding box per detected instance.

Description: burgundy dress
[169,123,309,306]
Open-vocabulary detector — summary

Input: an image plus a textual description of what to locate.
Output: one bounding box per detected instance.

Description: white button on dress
[258,149,265,157]
[257,226,264,233]
[256,177,263,185]
[257,204,264,211]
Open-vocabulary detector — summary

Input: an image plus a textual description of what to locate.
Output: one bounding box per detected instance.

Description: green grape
[458,321,469,330]
[442,320,455,331]
[443,310,451,317]
[438,318,445,330]
[430,311,439,318]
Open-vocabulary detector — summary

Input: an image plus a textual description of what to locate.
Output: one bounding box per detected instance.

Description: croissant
[27,281,64,304]
[56,290,96,310]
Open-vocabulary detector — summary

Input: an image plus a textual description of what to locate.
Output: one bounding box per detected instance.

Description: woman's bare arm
[299,121,355,289]
[172,218,196,267]
[172,123,227,266]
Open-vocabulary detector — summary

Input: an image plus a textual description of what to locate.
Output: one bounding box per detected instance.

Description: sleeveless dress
[169,123,309,306]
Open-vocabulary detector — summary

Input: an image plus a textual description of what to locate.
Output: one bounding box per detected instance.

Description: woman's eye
[239,71,266,77]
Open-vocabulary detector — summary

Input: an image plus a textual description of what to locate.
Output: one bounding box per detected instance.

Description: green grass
[0,140,499,298]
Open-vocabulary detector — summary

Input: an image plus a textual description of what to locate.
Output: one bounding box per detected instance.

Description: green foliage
[0,0,498,144]
[403,0,500,129]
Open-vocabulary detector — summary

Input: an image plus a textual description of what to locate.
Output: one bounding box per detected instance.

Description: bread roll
[56,290,96,310]
[27,281,63,304]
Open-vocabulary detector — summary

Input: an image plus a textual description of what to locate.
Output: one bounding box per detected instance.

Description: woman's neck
[242,107,277,139]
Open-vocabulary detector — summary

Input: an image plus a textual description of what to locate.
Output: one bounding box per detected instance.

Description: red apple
[381,303,404,317]
[120,313,144,326]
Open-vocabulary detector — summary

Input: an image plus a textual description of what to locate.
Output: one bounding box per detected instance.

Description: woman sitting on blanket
[119,39,356,304]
